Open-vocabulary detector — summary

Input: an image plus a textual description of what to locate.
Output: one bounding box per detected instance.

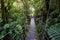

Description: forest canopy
[0,0,60,40]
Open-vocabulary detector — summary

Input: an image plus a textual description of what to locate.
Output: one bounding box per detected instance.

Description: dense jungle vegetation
[0,0,60,40]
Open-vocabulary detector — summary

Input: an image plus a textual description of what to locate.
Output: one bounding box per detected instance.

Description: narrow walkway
[27,17,36,40]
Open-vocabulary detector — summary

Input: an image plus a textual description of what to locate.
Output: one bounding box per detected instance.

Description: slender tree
[1,0,7,24]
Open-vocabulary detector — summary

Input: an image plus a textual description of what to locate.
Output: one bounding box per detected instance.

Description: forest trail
[26,17,37,40]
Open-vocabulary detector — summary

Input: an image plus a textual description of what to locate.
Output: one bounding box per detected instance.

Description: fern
[47,23,60,40]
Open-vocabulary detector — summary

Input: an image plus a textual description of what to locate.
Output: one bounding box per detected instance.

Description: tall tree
[1,0,8,25]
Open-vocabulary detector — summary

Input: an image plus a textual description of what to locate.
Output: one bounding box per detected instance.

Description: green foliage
[0,18,2,23]
[47,23,60,40]
[3,24,10,29]
[0,0,29,40]
[0,0,60,40]
[50,8,59,18]
[0,31,5,39]
[35,0,60,40]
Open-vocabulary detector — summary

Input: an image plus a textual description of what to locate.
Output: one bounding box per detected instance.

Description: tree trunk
[1,0,7,24]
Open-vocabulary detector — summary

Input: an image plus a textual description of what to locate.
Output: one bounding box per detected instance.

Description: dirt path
[26,17,37,40]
